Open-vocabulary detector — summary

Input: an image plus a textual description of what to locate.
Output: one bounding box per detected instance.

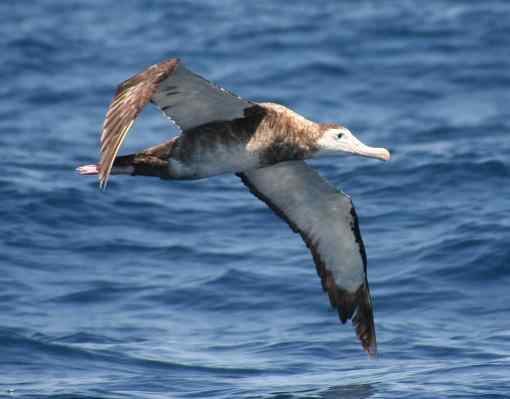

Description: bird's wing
[98,58,253,188]
[238,161,376,356]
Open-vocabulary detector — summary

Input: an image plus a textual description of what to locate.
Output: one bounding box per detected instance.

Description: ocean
[1,1,510,397]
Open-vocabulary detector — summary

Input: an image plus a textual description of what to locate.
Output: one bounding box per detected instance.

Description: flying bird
[78,58,390,356]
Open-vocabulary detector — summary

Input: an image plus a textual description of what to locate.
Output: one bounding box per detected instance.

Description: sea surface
[2,1,510,398]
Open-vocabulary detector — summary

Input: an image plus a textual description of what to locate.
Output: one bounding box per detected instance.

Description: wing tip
[352,285,377,358]
[335,284,377,358]
[100,59,182,184]
[98,165,110,190]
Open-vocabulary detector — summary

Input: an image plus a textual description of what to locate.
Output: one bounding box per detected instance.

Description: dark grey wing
[152,61,253,131]
[98,58,253,188]
[238,161,377,356]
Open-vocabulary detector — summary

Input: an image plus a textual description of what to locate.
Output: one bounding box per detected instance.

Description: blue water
[2,1,510,397]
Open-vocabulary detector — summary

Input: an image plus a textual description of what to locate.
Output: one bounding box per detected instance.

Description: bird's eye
[337,133,344,139]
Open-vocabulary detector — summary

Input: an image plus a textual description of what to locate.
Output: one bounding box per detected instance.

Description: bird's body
[101,102,328,180]
[78,58,390,357]
[170,103,319,179]
[168,103,274,179]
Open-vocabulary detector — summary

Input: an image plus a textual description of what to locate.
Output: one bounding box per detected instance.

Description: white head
[315,125,391,161]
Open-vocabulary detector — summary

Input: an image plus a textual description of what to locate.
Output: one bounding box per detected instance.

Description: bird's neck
[253,103,322,165]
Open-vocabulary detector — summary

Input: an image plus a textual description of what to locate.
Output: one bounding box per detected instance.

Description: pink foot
[76,164,99,175]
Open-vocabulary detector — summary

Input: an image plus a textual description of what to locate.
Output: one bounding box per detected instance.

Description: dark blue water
[2,1,510,397]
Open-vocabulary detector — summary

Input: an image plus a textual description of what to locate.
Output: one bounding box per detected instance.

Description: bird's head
[314,124,390,161]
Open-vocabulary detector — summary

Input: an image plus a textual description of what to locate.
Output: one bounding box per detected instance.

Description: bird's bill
[353,144,391,161]
[348,134,391,161]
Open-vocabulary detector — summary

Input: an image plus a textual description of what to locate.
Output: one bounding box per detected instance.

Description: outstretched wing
[238,161,377,356]
[98,58,253,188]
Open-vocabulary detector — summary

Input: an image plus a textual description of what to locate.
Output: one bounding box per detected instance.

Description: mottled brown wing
[238,161,377,357]
[98,58,253,188]
[99,59,180,188]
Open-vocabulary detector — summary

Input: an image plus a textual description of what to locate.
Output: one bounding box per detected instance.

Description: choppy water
[2,1,510,398]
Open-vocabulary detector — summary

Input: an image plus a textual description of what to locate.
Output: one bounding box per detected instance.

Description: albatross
[78,58,390,356]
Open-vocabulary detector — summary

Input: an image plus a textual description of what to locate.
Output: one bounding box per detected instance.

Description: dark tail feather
[112,152,171,179]
[77,154,138,187]
[112,153,136,168]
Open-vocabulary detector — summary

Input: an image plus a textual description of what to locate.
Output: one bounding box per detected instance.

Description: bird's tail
[76,154,135,177]
[76,164,100,175]
[78,139,176,187]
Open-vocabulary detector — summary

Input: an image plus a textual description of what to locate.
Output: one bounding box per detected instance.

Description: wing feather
[98,59,180,188]
[238,161,377,356]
